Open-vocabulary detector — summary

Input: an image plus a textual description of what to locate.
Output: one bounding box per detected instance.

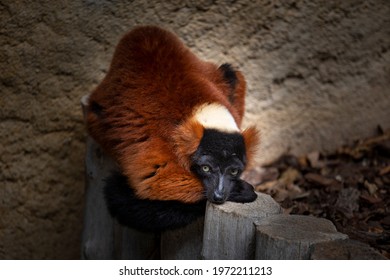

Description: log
[80,96,159,259]
[202,193,282,259]
[81,136,117,259]
[255,215,348,260]
[161,217,204,260]
[310,239,387,260]
[113,222,160,259]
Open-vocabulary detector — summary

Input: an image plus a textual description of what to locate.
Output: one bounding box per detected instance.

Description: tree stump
[255,215,348,260]
[202,193,282,259]
[161,217,204,260]
[81,136,117,259]
[81,96,160,259]
[310,239,387,260]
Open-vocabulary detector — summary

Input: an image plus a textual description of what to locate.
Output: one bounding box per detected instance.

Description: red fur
[86,26,259,203]
[242,127,261,168]
[172,120,204,171]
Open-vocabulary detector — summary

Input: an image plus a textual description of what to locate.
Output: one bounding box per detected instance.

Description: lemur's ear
[219,63,238,91]
[242,126,260,168]
[218,63,246,126]
[173,120,205,171]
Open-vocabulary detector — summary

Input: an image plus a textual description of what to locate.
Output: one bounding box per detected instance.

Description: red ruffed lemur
[86,26,260,231]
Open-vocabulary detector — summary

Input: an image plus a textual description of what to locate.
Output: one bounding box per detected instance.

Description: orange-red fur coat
[86,26,259,203]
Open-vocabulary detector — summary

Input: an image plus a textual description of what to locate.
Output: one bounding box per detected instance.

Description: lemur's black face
[191,129,248,204]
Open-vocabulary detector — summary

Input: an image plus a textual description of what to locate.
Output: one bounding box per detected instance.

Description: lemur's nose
[212,190,224,204]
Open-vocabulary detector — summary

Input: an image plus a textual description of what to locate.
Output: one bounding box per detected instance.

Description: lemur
[86,26,260,231]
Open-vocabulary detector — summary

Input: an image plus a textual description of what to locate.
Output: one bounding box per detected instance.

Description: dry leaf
[364,180,378,195]
[280,168,301,185]
[255,129,390,258]
[304,173,336,187]
[307,151,325,168]
[379,165,390,176]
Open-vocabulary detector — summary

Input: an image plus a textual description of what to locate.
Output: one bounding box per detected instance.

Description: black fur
[219,63,237,89]
[197,129,247,163]
[219,63,237,103]
[228,179,257,203]
[90,101,104,117]
[104,129,256,231]
[191,129,256,204]
[104,171,206,232]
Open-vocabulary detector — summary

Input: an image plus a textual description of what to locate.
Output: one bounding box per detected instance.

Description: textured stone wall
[0,0,389,259]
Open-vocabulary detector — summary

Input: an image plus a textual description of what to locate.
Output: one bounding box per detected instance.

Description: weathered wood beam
[255,215,347,260]
[81,96,159,259]
[202,193,282,259]
[161,217,204,260]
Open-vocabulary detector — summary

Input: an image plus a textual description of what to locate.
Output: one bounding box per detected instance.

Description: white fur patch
[193,103,239,132]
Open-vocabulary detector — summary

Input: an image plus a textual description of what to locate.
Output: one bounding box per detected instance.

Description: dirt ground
[244,127,390,259]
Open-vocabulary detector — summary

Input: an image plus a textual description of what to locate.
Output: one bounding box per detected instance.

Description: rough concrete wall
[0,0,389,259]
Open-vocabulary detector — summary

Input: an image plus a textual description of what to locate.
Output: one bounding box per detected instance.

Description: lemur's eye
[230,168,239,176]
[202,165,211,173]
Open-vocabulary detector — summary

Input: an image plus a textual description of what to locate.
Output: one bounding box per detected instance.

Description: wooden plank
[161,217,204,260]
[81,96,159,259]
[310,239,387,260]
[81,136,117,259]
[114,222,160,260]
[202,193,282,260]
[255,215,348,260]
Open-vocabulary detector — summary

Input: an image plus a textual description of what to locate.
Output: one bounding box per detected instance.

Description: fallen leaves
[380,165,390,176]
[246,128,390,258]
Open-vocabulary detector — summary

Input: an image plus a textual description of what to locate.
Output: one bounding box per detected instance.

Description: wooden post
[255,215,348,260]
[310,239,386,260]
[80,96,159,259]
[113,223,160,259]
[161,217,204,260]
[202,193,282,259]
[81,136,117,259]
